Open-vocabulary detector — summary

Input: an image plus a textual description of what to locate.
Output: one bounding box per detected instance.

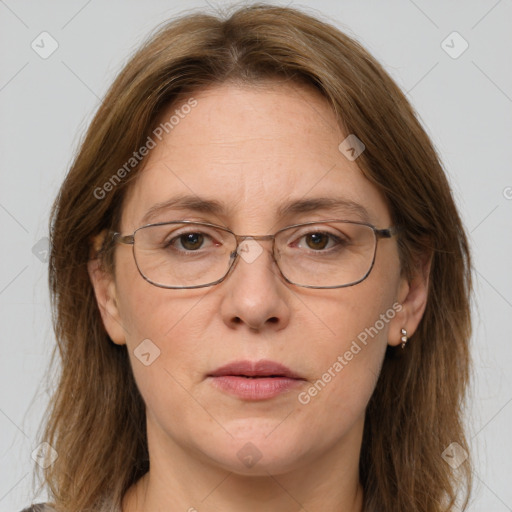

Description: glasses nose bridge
[232,233,279,263]
[234,233,277,252]
[234,233,276,244]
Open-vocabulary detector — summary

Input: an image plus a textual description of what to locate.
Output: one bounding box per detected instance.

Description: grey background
[1,1,511,510]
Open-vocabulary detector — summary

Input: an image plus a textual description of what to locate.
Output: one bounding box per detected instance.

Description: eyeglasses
[110,219,398,289]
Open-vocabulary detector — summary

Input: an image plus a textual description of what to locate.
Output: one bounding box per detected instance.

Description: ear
[388,252,432,347]
[87,254,127,346]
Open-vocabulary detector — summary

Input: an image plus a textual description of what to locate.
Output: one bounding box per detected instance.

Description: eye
[300,231,344,250]
[165,230,218,251]
[289,227,350,252]
[302,232,331,250]
[177,232,206,251]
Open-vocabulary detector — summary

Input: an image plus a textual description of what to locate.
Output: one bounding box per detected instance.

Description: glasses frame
[109,219,398,290]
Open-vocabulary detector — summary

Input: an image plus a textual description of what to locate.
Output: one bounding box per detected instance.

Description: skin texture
[88,81,429,512]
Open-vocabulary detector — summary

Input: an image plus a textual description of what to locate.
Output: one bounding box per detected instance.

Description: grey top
[20,506,56,512]
[21,502,119,512]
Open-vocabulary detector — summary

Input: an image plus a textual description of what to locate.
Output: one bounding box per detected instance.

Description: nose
[219,238,291,332]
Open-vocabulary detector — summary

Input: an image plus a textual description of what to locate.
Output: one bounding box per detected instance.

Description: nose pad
[221,236,284,288]
[235,237,284,282]
[221,235,286,288]
[236,237,265,264]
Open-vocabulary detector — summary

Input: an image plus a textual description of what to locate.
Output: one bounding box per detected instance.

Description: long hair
[41,4,472,511]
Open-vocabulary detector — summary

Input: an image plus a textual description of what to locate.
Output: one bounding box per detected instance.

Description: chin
[192,427,310,476]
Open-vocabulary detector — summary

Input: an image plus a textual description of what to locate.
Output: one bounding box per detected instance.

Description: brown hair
[41,4,472,511]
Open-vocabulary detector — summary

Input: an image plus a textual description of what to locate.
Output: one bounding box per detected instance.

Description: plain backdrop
[1,1,511,511]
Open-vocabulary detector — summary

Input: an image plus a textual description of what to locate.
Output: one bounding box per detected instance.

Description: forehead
[121,81,391,231]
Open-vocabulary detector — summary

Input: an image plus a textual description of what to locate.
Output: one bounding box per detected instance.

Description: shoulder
[20,504,56,512]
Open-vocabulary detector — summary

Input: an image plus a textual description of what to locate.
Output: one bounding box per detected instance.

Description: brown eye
[304,232,330,250]
[178,233,205,250]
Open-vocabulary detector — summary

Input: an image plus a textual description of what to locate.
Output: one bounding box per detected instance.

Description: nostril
[231,316,278,326]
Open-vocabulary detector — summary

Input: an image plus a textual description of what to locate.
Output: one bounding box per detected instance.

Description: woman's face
[91,81,420,477]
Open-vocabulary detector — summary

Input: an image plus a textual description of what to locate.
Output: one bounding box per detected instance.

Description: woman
[23,4,472,511]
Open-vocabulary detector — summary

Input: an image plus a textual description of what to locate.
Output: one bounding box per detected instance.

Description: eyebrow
[140,194,371,225]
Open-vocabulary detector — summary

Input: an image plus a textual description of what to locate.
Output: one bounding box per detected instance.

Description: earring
[400,328,408,349]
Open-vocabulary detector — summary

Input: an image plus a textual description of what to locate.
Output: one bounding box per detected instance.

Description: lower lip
[208,376,303,400]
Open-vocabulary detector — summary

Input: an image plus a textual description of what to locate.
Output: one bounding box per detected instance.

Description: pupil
[181,233,203,250]
[307,233,328,250]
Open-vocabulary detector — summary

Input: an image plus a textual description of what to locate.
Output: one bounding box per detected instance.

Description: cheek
[118,286,211,369]
[116,290,214,442]
[114,246,206,344]
[295,273,399,429]
[113,249,212,395]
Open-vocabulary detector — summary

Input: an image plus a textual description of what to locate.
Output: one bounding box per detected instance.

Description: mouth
[208,359,303,379]
[207,360,305,400]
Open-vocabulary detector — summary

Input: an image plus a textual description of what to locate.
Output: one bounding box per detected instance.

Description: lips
[208,359,302,379]
[207,360,305,400]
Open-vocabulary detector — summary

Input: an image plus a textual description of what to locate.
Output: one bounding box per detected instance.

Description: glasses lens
[132,221,378,289]
[275,221,377,287]
[133,223,235,288]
